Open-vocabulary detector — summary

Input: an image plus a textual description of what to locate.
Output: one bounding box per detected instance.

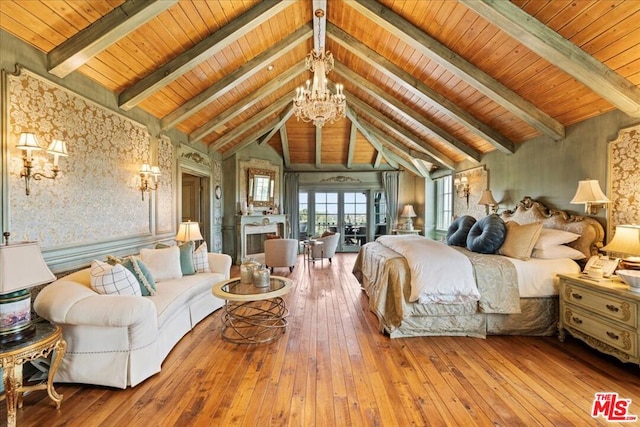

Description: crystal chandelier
[292,9,346,128]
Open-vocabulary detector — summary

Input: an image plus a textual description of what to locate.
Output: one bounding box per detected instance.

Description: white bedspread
[376,235,480,304]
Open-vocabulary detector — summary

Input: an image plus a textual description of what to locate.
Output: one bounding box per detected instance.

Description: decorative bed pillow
[446,215,477,246]
[534,228,580,249]
[466,214,507,254]
[497,221,543,260]
[532,245,586,260]
[140,246,183,282]
[156,242,196,276]
[193,242,211,273]
[90,260,142,296]
[107,255,157,296]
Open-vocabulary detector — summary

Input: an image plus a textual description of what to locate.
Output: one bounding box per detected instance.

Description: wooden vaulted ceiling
[2,0,640,177]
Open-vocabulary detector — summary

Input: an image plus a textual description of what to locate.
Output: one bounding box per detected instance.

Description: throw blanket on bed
[376,235,480,304]
[453,247,521,314]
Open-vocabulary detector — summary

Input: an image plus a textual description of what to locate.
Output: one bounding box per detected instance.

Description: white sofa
[34,252,231,389]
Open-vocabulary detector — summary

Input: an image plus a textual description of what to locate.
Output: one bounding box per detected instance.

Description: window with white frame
[436,175,453,231]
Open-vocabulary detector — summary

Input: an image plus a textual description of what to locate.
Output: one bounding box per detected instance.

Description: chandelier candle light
[292,8,346,127]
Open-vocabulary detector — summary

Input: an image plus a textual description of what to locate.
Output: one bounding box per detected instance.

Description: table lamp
[601,225,640,267]
[400,205,417,231]
[175,221,204,243]
[0,237,55,344]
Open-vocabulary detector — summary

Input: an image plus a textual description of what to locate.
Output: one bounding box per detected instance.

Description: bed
[353,197,605,338]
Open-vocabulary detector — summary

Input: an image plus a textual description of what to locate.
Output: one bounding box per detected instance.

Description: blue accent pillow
[106,255,157,296]
[466,214,507,254]
[446,215,477,246]
[156,242,196,275]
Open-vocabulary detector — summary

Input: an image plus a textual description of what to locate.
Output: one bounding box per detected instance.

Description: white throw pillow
[90,260,142,296]
[534,228,580,249]
[140,246,183,281]
[532,245,586,260]
[193,242,211,273]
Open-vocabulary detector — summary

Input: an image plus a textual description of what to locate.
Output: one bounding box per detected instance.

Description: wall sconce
[478,189,498,214]
[570,179,610,215]
[139,163,161,201]
[454,176,470,206]
[16,132,67,196]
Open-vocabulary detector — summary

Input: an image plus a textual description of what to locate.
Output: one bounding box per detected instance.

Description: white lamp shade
[570,179,610,204]
[0,241,55,293]
[16,132,42,152]
[176,221,203,242]
[47,139,68,157]
[140,163,151,174]
[400,205,417,218]
[150,166,161,176]
[602,225,640,257]
[478,190,498,206]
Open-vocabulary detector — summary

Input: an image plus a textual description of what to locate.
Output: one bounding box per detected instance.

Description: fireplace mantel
[235,214,289,264]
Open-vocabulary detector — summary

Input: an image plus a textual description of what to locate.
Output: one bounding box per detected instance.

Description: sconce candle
[16,132,67,195]
[139,163,161,201]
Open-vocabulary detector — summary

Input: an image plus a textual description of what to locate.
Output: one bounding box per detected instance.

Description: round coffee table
[212,276,294,344]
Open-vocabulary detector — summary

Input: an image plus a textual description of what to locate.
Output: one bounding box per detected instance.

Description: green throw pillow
[156,242,196,276]
[106,255,157,296]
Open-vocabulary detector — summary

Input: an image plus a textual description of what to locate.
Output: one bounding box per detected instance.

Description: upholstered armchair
[310,232,340,263]
[264,238,299,273]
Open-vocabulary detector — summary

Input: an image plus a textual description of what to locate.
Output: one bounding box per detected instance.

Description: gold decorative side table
[1,323,66,427]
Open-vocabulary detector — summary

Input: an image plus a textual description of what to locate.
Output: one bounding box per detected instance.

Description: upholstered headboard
[500,197,605,259]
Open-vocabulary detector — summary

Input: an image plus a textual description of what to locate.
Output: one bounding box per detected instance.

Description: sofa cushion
[140,246,183,282]
[90,260,142,296]
[193,242,211,273]
[157,242,195,276]
[150,272,226,330]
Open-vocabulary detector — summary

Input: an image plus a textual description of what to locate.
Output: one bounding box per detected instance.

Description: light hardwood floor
[5,253,640,426]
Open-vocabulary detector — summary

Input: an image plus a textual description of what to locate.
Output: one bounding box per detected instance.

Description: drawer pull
[606,304,619,313]
[571,293,583,300]
[572,316,583,325]
[606,331,619,340]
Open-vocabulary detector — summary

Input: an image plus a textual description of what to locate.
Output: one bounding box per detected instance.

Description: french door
[301,191,370,253]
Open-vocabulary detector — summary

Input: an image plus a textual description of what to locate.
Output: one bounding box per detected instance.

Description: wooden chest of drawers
[558,274,640,366]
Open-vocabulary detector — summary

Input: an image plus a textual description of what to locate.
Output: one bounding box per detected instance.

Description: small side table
[302,240,324,266]
[1,323,66,427]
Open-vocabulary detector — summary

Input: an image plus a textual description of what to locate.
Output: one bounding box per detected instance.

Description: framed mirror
[248,167,275,207]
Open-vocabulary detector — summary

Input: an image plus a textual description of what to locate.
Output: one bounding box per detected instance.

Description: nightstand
[558,274,639,366]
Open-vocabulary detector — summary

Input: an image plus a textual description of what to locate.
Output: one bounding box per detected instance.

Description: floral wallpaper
[608,124,640,238]
[8,69,152,247]
[157,135,175,234]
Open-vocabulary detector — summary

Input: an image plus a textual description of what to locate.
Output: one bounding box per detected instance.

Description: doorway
[181,172,211,247]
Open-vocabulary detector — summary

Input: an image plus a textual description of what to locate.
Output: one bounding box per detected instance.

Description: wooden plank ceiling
[2,0,640,176]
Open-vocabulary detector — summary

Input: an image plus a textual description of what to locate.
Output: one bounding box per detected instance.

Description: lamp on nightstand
[400,205,417,231]
[0,235,55,344]
[602,225,640,267]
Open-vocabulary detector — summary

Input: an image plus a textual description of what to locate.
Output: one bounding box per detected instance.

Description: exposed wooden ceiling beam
[461,0,640,118]
[189,61,305,143]
[345,106,400,170]
[334,62,481,163]
[162,24,312,132]
[360,120,435,172]
[358,120,427,177]
[118,0,291,110]
[347,122,357,169]
[327,23,515,154]
[206,96,291,152]
[343,89,456,170]
[349,0,565,141]
[222,118,281,160]
[48,0,178,78]
[279,126,291,168]
[258,105,295,146]
[315,126,322,168]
